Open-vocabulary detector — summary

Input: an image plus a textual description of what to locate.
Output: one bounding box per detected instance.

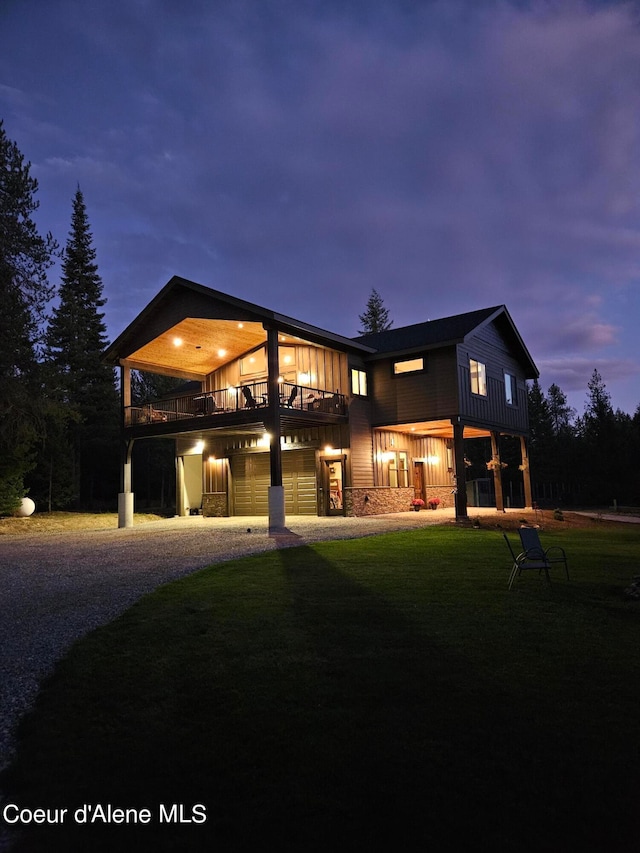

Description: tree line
[1,122,638,515]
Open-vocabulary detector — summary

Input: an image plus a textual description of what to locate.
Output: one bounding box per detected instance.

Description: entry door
[413,461,425,500]
[324,459,344,516]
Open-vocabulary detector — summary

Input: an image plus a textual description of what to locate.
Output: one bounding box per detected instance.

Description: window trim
[504,372,517,406]
[351,368,368,397]
[469,358,487,397]
[392,356,425,376]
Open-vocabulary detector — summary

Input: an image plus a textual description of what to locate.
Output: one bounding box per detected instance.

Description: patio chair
[504,533,552,590]
[241,385,266,409]
[519,527,569,581]
[283,385,298,408]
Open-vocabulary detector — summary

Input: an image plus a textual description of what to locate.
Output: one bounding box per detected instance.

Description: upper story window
[470,359,487,396]
[351,368,368,396]
[504,372,517,406]
[240,346,266,376]
[393,357,424,375]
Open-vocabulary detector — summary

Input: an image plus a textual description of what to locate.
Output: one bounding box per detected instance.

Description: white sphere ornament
[16,497,36,517]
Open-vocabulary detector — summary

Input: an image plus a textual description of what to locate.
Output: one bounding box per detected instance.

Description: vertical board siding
[206,343,347,396]
[458,322,530,433]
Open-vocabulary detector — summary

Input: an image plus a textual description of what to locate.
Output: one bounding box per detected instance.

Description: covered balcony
[124,380,347,432]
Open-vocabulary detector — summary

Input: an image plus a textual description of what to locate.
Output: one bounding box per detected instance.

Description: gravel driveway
[0,510,460,775]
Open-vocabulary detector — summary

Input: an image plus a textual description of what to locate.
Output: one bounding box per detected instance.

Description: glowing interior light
[194,441,204,453]
[298,372,310,384]
[427,455,440,465]
[208,455,216,463]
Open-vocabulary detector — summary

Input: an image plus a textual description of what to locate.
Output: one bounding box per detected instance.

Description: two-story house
[104,276,538,529]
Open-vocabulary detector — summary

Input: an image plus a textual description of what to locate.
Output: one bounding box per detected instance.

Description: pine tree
[358,288,392,335]
[0,121,58,513]
[43,187,119,508]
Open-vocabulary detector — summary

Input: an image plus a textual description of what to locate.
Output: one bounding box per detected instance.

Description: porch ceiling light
[173,337,183,347]
[217,349,227,357]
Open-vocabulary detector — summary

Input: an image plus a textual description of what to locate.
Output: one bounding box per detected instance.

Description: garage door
[233,450,317,516]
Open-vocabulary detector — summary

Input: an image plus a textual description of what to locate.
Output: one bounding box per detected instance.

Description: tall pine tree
[0,121,58,513]
[358,288,392,335]
[43,187,119,508]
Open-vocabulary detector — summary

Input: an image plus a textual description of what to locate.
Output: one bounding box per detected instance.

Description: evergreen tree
[0,120,58,513]
[547,383,575,435]
[42,187,119,508]
[576,369,617,504]
[358,288,392,334]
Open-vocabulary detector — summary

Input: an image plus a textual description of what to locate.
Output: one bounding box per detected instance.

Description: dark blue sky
[2,0,640,413]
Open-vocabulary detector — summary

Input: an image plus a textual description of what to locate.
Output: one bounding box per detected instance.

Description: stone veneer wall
[424,485,455,510]
[344,487,414,517]
[202,492,228,517]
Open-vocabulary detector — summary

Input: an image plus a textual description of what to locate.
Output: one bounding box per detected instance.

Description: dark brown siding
[369,346,458,425]
[458,322,530,434]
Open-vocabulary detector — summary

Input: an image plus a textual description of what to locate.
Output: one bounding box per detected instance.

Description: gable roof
[354,305,538,378]
[104,276,374,378]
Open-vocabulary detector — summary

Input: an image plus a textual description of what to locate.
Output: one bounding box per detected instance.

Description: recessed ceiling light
[173,337,183,347]
[218,349,227,357]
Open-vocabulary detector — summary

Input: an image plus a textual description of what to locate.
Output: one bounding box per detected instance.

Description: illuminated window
[240,347,266,376]
[393,357,424,375]
[504,372,517,405]
[470,359,487,396]
[388,451,409,488]
[351,369,368,396]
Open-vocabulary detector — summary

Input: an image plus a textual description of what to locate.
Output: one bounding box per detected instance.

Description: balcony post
[490,431,505,512]
[452,419,468,520]
[265,325,285,531]
[520,435,533,509]
[118,364,134,528]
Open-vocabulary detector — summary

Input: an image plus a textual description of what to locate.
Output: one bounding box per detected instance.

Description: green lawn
[3,524,640,851]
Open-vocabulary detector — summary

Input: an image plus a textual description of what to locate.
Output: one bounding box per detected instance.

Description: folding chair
[519,527,569,581]
[504,533,552,590]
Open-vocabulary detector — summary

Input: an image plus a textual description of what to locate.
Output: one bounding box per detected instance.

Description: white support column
[118,432,134,529]
[176,456,187,517]
[268,485,286,532]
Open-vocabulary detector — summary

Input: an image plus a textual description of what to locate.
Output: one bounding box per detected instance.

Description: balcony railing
[125,382,346,427]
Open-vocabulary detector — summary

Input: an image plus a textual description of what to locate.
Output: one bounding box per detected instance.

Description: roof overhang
[104,276,374,379]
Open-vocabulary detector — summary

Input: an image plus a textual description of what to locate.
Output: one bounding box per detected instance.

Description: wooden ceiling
[381,421,491,439]
[122,319,267,379]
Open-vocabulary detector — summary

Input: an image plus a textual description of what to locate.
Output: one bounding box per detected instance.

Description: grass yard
[2,523,639,851]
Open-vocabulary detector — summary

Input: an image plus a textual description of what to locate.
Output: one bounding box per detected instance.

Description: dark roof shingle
[353,306,503,354]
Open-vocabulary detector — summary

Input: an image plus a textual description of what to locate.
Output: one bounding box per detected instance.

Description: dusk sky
[2,0,640,414]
